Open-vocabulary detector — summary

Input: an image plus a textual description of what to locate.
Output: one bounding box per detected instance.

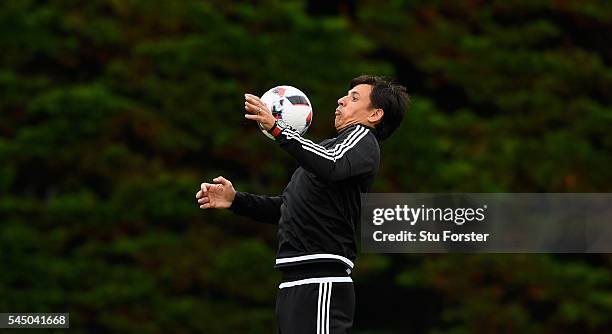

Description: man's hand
[244,93,276,131]
[196,176,236,209]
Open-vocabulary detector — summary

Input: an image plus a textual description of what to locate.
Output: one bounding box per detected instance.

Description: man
[196,75,409,333]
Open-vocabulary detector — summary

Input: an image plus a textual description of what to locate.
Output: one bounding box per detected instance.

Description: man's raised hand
[244,93,276,130]
[196,176,236,209]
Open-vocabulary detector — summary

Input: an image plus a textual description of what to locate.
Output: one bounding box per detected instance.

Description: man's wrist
[228,191,243,211]
[267,120,283,138]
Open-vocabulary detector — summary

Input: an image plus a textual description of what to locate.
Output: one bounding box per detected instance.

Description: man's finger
[196,190,203,199]
[245,101,266,114]
[245,94,264,106]
[245,93,259,101]
[244,101,255,113]
[201,182,212,193]
[244,113,261,121]
[245,96,268,110]
[200,203,212,209]
[197,197,209,204]
[213,176,231,186]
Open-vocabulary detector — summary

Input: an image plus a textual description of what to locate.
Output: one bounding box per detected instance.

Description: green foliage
[361,0,612,192]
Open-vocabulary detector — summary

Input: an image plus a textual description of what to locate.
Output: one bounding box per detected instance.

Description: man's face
[335,84,374,131]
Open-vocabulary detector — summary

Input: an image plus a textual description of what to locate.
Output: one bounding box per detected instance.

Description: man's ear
[368,108,384,124]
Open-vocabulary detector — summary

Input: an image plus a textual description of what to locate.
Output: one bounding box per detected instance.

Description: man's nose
[337,96,346,106]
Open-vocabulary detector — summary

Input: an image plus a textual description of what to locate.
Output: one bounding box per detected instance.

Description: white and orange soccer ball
[258,85,313,140]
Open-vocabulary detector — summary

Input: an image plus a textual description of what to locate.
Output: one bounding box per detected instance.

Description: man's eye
[352,97,358,102]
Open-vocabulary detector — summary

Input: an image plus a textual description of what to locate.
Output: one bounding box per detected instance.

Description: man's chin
[334,117,344,129]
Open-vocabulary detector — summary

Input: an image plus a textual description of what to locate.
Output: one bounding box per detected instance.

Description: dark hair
[350,75,410,141]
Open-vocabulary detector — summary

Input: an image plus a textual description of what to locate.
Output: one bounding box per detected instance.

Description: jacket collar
[336,123,374,135]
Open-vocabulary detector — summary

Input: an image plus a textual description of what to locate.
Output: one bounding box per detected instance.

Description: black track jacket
[229,122,380,271]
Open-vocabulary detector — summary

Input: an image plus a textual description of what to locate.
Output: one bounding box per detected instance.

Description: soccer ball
[258,85,313,140]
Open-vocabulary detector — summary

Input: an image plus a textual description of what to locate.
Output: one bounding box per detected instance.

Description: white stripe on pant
[317,282,332,334]
[276,276,354,333]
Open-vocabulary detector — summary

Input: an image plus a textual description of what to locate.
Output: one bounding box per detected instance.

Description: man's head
[335,75,410,141]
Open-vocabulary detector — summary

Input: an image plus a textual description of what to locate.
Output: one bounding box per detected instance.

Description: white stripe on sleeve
[283,125,369,162]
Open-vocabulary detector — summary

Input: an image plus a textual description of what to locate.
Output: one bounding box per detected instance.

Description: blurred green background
[1,0,611,333]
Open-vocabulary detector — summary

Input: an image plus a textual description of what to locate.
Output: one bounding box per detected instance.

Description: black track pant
[276,263,355,334]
